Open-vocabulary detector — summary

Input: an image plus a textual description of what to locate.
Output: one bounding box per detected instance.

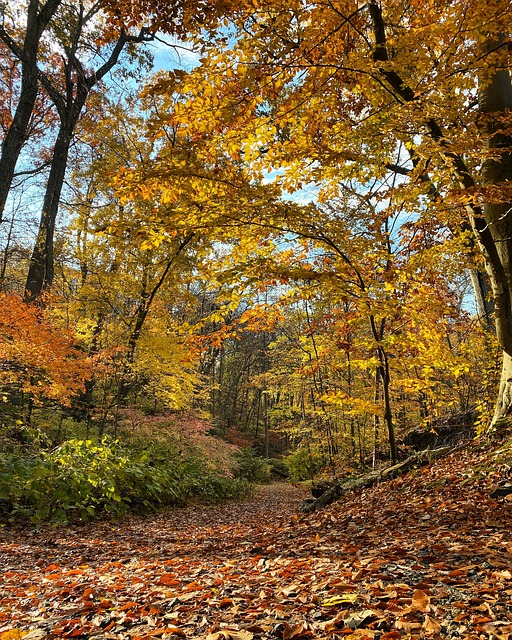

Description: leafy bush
[232,448,272,483]
[284,447,326,481]
[0,437,251,523]
[269,458,290,479]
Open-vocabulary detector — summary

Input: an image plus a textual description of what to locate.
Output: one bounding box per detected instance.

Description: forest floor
[1,443,512,640]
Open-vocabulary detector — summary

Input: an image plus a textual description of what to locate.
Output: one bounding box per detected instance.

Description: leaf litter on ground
[1,440,512,639]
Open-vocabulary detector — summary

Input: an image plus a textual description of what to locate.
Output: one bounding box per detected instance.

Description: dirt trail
[1,452,512,639]
[0,484,305,568]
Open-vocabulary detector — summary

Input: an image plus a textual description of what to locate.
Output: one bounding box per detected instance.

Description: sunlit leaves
[0,294,91,405]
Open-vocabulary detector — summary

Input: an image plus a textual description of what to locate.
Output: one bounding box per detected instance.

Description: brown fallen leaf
[145,627,186,637]
[412,589,430,612]
[206,631,253,640]
[282,622,312,639]
[423,615,442,633]
[395,619,422,633]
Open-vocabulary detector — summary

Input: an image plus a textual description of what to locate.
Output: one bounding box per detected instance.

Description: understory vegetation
[0,418,261,524]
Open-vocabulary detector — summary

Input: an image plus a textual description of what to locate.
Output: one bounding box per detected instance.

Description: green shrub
[284,447,326,481]
[0,437,251,523]
[269,458,290,479]
[232,448,272,483]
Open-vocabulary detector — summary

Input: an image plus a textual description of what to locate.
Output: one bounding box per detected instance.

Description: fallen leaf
[0,631,28,640]
[321,593,359,607]
[412,589,430,612]
[344,610,376,630]
[423,615,442,633]
[206,631,253,640]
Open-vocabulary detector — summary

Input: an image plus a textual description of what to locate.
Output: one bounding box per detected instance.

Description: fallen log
[300,444,467,514]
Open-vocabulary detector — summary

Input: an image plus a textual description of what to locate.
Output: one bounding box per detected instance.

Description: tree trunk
[0,0,62,223]
[469,268,494,327]
[477,39,512,424]
[22,21,149,300]
[24,123,73,300]
[493,352,512,424]
[0,71,38,222]
[117,234,195,400]
[378,348,397,464]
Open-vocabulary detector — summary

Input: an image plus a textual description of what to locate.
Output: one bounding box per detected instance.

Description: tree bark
[469,269,494,327]
[477,38,512,424]
[24,121,74,300]
[0,0,62,223]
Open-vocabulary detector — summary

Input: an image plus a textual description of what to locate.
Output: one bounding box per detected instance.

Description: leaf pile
[1,444,512,640]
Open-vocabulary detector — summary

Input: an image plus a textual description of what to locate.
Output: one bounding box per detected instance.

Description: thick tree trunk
[477,39,512,424]
[0,0,62,223]
[0,74,38,221]
[493,351,512,424]
[24,124,73,300]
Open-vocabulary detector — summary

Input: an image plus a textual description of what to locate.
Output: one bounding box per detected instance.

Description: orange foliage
[0,294,91,405]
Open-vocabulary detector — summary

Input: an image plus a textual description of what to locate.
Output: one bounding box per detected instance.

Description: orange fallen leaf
[218,597,234,608]
[119,601,140,611]
[82,587,94,601]
[146,627,186,637]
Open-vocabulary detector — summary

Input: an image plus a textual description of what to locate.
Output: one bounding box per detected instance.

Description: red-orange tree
[0,294,91,413]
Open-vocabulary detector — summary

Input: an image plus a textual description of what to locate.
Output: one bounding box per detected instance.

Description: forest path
[1,451,512,640]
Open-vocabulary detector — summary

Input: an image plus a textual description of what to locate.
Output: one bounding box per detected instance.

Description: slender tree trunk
[117,234,195,400]
[0,210,16,286]
[254,389,261,439]
[263,392,269,458]
[469,269,494,327]
[373,372,380,468]
[377,346,397,463]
